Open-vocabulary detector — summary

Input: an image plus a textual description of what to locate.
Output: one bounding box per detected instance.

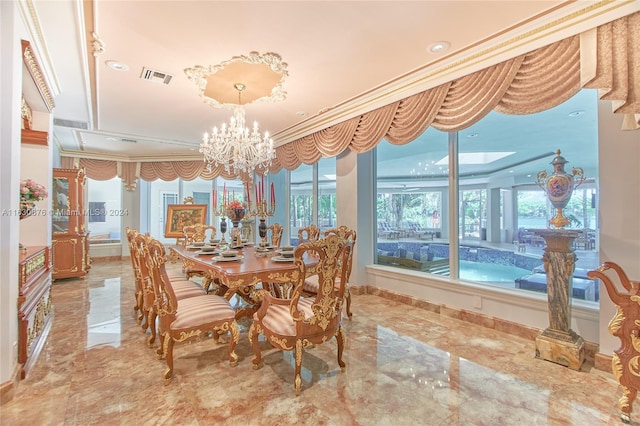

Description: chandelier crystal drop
[200,83,276,175]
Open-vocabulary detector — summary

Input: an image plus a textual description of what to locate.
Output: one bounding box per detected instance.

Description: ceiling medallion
[185,51,288,110]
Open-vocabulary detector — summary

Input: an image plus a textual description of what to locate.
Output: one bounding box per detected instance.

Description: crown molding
[273,0,640,146]
[21,40,55,112]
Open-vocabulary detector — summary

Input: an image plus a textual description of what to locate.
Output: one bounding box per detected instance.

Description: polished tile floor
[1,260,628,425]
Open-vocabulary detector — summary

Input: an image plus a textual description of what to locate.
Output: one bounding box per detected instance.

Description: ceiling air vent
[53,118,89,130]
[120,138,138,143]
[140,67,173,85]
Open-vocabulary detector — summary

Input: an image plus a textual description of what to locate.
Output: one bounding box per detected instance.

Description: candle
[261,175,264,204]
[255,182,259,204]
[271,182,275,204]
[246,182,250,204]
[212,190,216,208]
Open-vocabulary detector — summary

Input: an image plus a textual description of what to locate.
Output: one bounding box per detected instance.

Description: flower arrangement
[20,179,48,202]
[226,199,244,210]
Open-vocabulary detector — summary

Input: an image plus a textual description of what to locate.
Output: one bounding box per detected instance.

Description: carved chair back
[323,225,357,283]
[144,236,179,327]
[126,227,144,322]
[183,223,216,246]
[298,224,320,243]
[132,232,156,315]
[267,223,283,247]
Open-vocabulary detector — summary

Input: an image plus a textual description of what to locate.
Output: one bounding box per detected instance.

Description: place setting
[271,246,295,262]
[195,246,219,255]
[255,241,277,253]
[212,250,244,263]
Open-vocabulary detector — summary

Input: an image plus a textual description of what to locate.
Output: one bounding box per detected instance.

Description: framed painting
[164,204,208,238]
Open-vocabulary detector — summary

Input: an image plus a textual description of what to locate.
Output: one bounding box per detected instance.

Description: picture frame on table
[164,204,208,238]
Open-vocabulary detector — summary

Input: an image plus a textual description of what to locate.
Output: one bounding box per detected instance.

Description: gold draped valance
[66,12,639,191]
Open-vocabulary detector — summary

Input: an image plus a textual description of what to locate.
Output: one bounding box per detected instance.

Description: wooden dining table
[169,244,318,318]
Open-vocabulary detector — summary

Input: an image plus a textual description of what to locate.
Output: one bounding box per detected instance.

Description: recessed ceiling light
[296,111,307,117]
[105,137,117,141]
[568,110,585,117]
[105,60,129,71]
[428,41,450,53]
[467,133,479,138]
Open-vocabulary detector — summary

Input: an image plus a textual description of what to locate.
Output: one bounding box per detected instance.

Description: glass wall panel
[375,127,449,273]
[317,157,336,232]
[290,164,313,244]
[457,89,599,302]
[87,177,122,244]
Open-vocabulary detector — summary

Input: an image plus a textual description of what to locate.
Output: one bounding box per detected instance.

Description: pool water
[458,260,530,283]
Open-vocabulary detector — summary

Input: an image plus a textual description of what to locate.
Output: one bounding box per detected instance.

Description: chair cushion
[302,274,341,294]
[256,298,314,336]
[168,272,186,280]
[171,295,235,329]
[173,280,206,299]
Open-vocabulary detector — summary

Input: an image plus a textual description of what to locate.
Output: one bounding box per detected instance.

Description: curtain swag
[68,12,638,191]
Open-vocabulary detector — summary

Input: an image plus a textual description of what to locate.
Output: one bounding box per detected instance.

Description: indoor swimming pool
[457,260,531,284]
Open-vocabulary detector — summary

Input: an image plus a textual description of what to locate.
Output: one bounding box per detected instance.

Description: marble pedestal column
[532,229,585,370]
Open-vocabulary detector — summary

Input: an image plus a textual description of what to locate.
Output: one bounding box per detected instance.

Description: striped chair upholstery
[249,234,351,395]
[302,225,356,319]
[132,233,206,347]
[145,236,239,383]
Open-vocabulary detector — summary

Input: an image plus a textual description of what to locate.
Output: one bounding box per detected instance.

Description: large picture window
[87,177,123,244]
[375,89,599,303]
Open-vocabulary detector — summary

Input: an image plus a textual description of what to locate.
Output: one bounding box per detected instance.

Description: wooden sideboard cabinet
[18,246,53,378]
[51,168,90,280]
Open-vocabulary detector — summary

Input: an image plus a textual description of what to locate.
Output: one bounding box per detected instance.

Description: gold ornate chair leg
[336,327,346,371]
[295,339,303,396]
[227,321,240,367]
[345,288,353,320]
[136,292,144,324]
[163,338,175,383]
[147,310,157,347]
[140,310,148,331]
[156,332,165,358]
[249,322,263,369]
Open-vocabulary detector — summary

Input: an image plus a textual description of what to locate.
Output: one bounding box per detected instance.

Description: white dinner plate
[271,256,295,262]
[212,255,244,262]
[186,245,207,250]
[196,250,218,255]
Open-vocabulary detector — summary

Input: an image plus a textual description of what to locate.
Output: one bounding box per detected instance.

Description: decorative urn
[225,201,246,247]
[535,149,585,228]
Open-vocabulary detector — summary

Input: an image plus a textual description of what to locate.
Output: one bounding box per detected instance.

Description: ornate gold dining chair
[183,223,217,246]
[267,223,283,248]
[297,224,320,243]
[182,224,222,293]
[145,236,239,383]
[302,225,357,319]
[126,227,145,324]
[249,234,351,395]
[132,233,206,347]
[128,227,189,325]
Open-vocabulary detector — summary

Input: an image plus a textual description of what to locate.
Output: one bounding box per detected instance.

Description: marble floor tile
[0,260,628,425]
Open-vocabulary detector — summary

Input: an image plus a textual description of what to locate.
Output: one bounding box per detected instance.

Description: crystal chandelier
[200,83,275,174]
